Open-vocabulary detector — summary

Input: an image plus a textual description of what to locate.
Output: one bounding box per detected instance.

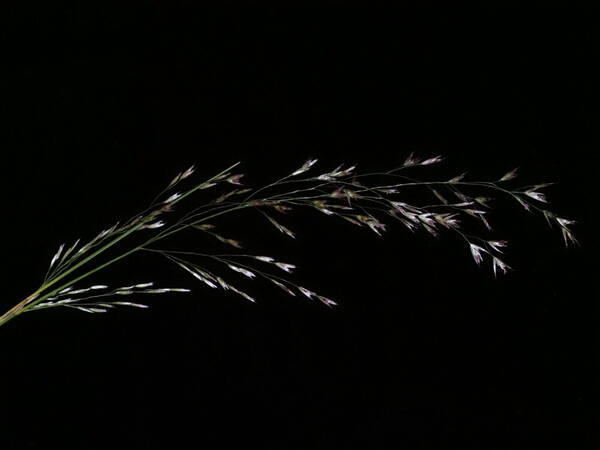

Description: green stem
[0,225,143,328]
[0,162,243,329]
[0,203,250,328]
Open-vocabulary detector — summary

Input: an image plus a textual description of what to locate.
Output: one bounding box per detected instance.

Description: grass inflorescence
[0,155,577,329]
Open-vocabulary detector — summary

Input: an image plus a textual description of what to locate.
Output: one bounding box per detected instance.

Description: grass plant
[0,155,577,329]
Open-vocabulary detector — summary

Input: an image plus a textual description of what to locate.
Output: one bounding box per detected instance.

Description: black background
[0,4,598,450]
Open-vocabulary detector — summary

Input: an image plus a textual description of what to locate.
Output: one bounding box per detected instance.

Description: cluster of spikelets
[0,154,578,324]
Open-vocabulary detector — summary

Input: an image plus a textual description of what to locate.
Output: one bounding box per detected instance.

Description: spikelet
[499,167,519,182]
[263,213,295,239]
[48,244,65,271]
[291,158,318,176]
